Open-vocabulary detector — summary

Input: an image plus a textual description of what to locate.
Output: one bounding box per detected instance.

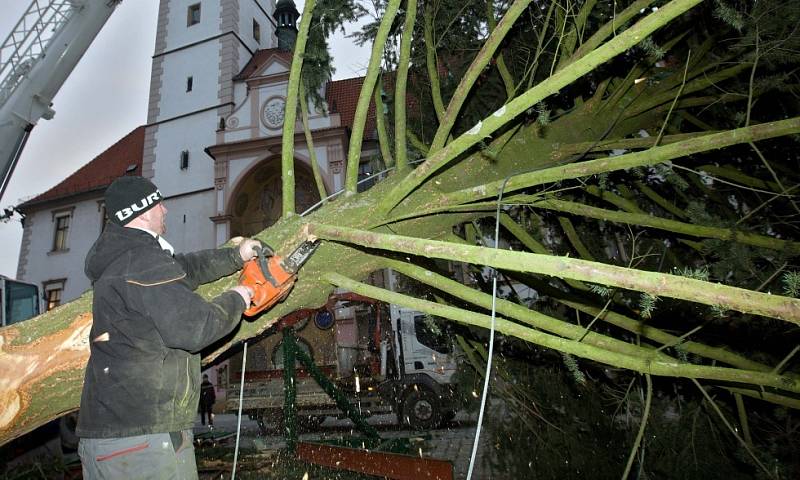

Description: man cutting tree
[75,176,261,479]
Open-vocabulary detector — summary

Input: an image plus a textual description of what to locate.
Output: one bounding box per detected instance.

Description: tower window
[180,150,190,170]
[187,3,201,26]
[253,19,261,43]
[186,76,193,92]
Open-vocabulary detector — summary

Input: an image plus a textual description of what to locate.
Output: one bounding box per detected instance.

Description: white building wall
[20,199,104,303]
[155,43,221,121]
[163,191,218,252]
[239,0,276,50]
[165,0,222,48]
[151,110,218,196]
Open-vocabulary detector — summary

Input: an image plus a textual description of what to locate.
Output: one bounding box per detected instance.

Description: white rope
[231,340,248,480]
[299,159,426,217]
[466,177,510,480]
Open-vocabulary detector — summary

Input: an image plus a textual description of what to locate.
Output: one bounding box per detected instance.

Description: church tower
[143,0,277,252]
[274,0,299,51]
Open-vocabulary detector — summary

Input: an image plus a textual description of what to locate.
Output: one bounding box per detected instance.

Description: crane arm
[0,0,120,201]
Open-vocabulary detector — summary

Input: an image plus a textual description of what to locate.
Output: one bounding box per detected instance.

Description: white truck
[225,294,461,432]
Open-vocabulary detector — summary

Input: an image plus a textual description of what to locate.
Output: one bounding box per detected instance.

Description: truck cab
[387,306,459,429]
[0,276,40,327]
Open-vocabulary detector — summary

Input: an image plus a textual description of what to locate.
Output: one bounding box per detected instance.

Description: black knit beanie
[105,176,163,225]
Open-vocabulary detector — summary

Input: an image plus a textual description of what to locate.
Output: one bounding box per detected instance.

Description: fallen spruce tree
[2,0,799,461]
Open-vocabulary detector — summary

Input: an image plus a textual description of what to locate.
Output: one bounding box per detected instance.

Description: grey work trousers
[78,430,197,480]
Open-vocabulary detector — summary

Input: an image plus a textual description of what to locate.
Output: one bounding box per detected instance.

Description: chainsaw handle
[238,255,297,317]
[253,241,275,257]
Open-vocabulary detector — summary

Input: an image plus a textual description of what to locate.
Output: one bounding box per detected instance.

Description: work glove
[239,238,261,262]
[231,237,273,263]
[230,285,254,306]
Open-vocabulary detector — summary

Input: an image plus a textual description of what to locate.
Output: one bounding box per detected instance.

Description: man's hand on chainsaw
[230,285,254,306]
[239,238,262,262]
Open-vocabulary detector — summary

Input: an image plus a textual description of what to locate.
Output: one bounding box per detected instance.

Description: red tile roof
[324,72,422,137]
[325,75,377,136]
[18,126,145,210]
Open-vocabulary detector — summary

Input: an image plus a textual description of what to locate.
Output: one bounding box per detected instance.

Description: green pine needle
[561,352,586,385]
[589,284,612,298]
[713,0,745,31]
[782,271,800,298]
[676,265,710,281]
[639,293,659,319]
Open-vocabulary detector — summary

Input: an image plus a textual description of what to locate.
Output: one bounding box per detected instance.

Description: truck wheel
[402,387,441,430]
[440,410,456,427]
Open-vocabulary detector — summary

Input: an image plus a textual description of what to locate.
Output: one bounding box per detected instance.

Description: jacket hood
[85,222,157,282]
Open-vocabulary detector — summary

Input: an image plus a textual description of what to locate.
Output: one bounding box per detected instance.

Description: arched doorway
[229,158,322,237]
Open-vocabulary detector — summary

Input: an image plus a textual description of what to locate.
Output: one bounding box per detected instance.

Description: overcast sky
[0,0,371,279]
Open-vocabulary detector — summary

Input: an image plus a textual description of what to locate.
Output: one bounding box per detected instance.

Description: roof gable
[234,48,293,81]
[18,126,145,210]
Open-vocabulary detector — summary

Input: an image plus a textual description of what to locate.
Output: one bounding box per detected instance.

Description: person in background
[199,374,216,428]
[76,176,261,479]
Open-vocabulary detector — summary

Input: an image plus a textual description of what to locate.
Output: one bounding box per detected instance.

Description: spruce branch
[281,0,318,216]
[383,256,660,360]
[442,117,800,206]
[344,0,402,195]
[692,380,773,478]
[324,272,800,392]
[622,374,653,480]
[378,0,706,215]
[392,0,416,173]
[299,82,329,202]
[528,197,800,253]
[310,223,800,324]
[423,5,445,123]
[429,0,535,152]
[374,78,394,168]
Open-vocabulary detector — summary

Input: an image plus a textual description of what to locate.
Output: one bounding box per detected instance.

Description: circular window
[261,96,286,129]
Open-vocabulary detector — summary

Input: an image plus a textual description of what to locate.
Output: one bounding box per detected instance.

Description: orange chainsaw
[239,240,320,316]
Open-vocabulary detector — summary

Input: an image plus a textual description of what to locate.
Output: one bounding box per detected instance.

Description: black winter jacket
[76,223,245,438]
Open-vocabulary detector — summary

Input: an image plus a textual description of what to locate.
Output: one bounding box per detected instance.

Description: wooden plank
[297,441,453,480]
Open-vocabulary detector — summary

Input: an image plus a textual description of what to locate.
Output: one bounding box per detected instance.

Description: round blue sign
[314,310,334,329]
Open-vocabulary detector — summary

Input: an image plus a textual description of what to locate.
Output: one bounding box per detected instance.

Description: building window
[46,289,61,311]
[43,280,65,312]
[253,19,261,43]
[180,150,190,170]
[187,3,201,26]
[52,212,71,251]
[186,76,193,92]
